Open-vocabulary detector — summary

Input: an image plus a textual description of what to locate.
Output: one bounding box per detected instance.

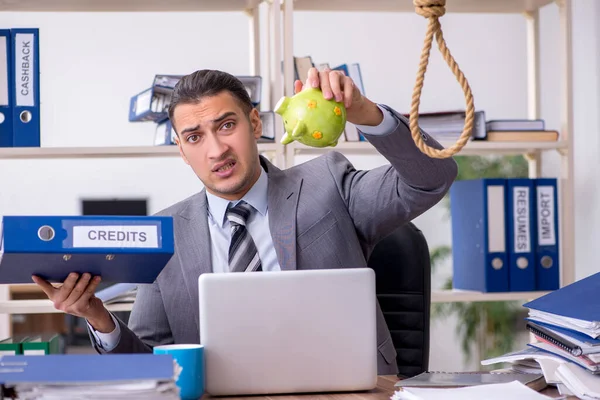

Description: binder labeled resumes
[534,178,560,290]
[0,215,174,284]
[0,30,13,147]
[506,178,536,291]
[450,178,509,292]
[12,28,40,147]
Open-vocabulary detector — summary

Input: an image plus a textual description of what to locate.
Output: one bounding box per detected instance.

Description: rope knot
[414,0,446,18]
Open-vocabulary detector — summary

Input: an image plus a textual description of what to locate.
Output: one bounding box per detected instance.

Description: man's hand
[294,67,383,127]
[32,273,115,333]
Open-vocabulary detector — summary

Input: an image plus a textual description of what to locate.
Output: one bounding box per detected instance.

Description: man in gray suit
[33,67,457,375]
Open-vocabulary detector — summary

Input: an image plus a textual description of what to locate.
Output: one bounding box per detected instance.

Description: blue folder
[525,318,600,346]
[533,178,560,290]
[0,354,175,384]
[0,215,174,284]
[506,178,536,291]
[450,178,509,292]
[523,272,600,323]
[0,29,13,147]
[12,28,40,147]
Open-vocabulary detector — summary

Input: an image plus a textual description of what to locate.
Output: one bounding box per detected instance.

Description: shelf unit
[0,0,575,317]
[0,0,285,329]
[276,0,575,298]
[0,143,278,159]
[0,289,552,315]
[288,140,568,158]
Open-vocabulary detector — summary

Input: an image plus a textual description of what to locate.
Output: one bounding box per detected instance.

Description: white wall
[0,1,597,370]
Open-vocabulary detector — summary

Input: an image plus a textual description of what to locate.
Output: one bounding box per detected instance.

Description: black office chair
[368,222,431,378]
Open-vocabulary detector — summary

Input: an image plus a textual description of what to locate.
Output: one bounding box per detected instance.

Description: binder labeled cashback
[0,215,174,284]
[12,28,40,147]
[450,178,509,292]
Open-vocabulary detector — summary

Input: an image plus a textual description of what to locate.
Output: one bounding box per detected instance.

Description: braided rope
[410,0,474,158]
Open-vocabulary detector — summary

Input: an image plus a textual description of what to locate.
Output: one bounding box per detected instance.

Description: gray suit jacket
[91,105,458,375]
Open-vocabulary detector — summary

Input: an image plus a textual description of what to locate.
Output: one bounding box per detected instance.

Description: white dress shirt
[89,105,399,351]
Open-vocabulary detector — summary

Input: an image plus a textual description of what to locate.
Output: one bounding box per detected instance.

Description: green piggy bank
[274,88,346,148]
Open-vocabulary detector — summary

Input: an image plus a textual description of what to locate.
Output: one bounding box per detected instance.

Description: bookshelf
[0,289,553,315]
[0,0,264,12]
[275,0,575,301]
[0,0,575,317]
[0,0,284,331]
[287,140,568,158]
[0,143,278,159]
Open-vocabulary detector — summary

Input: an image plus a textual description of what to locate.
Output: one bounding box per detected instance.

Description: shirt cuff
[88,313,121,352]
[354,104,399,136]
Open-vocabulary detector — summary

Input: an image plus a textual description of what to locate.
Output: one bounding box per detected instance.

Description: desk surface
[201,375,570,399]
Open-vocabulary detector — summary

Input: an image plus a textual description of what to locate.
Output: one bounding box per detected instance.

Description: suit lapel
[177,190,211,332]
[263,157,302,271]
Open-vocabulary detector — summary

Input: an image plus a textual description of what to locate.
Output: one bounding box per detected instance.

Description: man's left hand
[294,67,383,127]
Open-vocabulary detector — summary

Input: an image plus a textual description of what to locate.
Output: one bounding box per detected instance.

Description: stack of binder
[481,273,600,399]
[0,28,41,148]
[0,333,62,355]
[128,73,275,146]
[0,354,180,399]
[450,177,560,293]
[523,273,600,373]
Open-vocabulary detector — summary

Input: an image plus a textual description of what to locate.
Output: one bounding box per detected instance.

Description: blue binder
[11,28,40,147]
[0,215,174,283]
[523,271,600,323]
[128,86,169,123]
[0,354,175,384]
[151,74,263,108]
[154,118,175,145]
[506,178,536,291]
[534,178,560,290]
[450,178,509,292]
[0,29,13,147]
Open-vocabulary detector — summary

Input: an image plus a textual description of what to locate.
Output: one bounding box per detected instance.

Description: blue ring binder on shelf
[0,215,175,284]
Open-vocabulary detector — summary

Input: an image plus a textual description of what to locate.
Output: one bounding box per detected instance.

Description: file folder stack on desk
[522,272,600,375]
[0,354,180,399]
[481,272,600,399]
[0,215,174,284]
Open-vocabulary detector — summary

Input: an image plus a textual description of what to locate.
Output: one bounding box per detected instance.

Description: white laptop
[198,268,378,396]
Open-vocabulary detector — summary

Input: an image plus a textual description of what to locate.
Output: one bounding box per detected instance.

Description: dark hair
[167,69,253,124]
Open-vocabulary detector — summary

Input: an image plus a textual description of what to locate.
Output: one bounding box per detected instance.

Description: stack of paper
[12,380,179,399]
[95,283,138,304]
[391,381,552,400]
[0,354,180,399]
[483,272,600,399]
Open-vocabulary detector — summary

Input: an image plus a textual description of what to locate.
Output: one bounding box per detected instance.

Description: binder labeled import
[535,178,560,290]
[0,215,174,284]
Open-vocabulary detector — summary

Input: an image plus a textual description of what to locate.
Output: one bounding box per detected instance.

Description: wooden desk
[201,375,572,399]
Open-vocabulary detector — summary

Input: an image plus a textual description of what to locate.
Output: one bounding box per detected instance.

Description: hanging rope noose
[410,0,474,159]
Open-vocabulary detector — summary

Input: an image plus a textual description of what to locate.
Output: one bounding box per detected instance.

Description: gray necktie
[226,201,262,272]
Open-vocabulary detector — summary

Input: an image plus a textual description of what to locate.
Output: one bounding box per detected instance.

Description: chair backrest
[368,222,431,378]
